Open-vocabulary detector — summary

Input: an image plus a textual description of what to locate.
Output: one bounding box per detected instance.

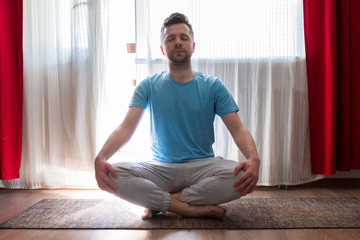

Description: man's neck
[168,62,195,83]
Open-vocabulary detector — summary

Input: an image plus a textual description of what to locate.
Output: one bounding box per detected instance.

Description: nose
[175,37,182,47]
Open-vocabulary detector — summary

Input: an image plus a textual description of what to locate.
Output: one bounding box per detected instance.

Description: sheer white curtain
[136,0,324,185]
[0,0,109,188]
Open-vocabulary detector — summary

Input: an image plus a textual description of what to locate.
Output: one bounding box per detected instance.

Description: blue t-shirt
[129,71,239,162]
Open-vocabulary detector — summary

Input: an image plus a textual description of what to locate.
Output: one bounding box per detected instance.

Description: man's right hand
[94,107,144,194]
[94,157,118,194]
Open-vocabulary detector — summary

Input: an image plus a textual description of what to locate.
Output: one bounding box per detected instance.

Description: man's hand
[233,156,260,195]
[220,112,260,195]
[95,157,118,194]
[94,107,144,194]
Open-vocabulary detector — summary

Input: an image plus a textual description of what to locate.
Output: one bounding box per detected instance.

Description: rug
[1,198,359,229]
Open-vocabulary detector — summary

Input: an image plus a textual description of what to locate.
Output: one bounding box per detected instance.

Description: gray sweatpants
[109,156,244,213]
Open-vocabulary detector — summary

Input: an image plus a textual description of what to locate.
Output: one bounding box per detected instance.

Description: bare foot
[186,204,226,219]
[168,195,226,219]
[141,209,159,220]
[171,192,181,200]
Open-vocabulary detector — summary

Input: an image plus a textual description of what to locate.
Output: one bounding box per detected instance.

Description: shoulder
[195,72,222,85]
[195,72,227,90]
[139,71,167,85]
[196,72,216,82]
[135,72,168,93]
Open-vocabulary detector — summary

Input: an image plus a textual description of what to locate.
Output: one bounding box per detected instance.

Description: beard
[168,49,191,65]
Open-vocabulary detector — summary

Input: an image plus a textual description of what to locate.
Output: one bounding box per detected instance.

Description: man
[95,13,260,219]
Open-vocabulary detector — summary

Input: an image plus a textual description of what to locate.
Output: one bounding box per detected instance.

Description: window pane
[136,0,305,59]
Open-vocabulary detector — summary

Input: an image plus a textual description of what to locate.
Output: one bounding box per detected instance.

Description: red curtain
[303,0,360,174]
[0,0,23,180]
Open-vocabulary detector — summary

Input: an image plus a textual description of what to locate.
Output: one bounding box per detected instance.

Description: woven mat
[1,198,359,229]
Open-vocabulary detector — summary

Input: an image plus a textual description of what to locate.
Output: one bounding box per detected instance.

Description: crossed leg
[141,192,226,219]
[110,158,243,220]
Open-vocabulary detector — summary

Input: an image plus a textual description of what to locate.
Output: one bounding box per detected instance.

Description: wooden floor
[1,179,360,240]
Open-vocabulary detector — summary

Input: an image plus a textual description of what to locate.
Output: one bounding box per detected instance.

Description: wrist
[95,153,107,162]
[248,155,260,163]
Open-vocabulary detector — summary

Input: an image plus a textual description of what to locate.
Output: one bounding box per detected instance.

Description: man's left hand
[232,157,260,195]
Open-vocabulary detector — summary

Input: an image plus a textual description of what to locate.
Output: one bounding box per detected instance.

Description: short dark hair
[160,13,194,41]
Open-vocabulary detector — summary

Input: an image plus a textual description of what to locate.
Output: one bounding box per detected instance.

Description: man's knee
[214,162,244,180]
[107,162,137,187]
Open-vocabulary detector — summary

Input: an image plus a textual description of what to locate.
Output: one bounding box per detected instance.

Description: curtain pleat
[0,0,23,180]
[349,0,360,170]
[303,0,360,174]
[0,0,109,188]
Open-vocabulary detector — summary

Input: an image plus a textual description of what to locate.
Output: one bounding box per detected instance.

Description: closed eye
[165,36,176,43]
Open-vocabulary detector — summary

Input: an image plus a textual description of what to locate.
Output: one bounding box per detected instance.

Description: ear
[160,45,165,55]
[192,42,196,53]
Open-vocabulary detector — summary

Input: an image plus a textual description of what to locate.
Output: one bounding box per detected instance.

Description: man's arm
[221,112,260,195]
[95,106,144,194]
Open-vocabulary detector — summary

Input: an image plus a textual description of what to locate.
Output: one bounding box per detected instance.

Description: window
[73,0,90,50]
[136,0,305,60]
